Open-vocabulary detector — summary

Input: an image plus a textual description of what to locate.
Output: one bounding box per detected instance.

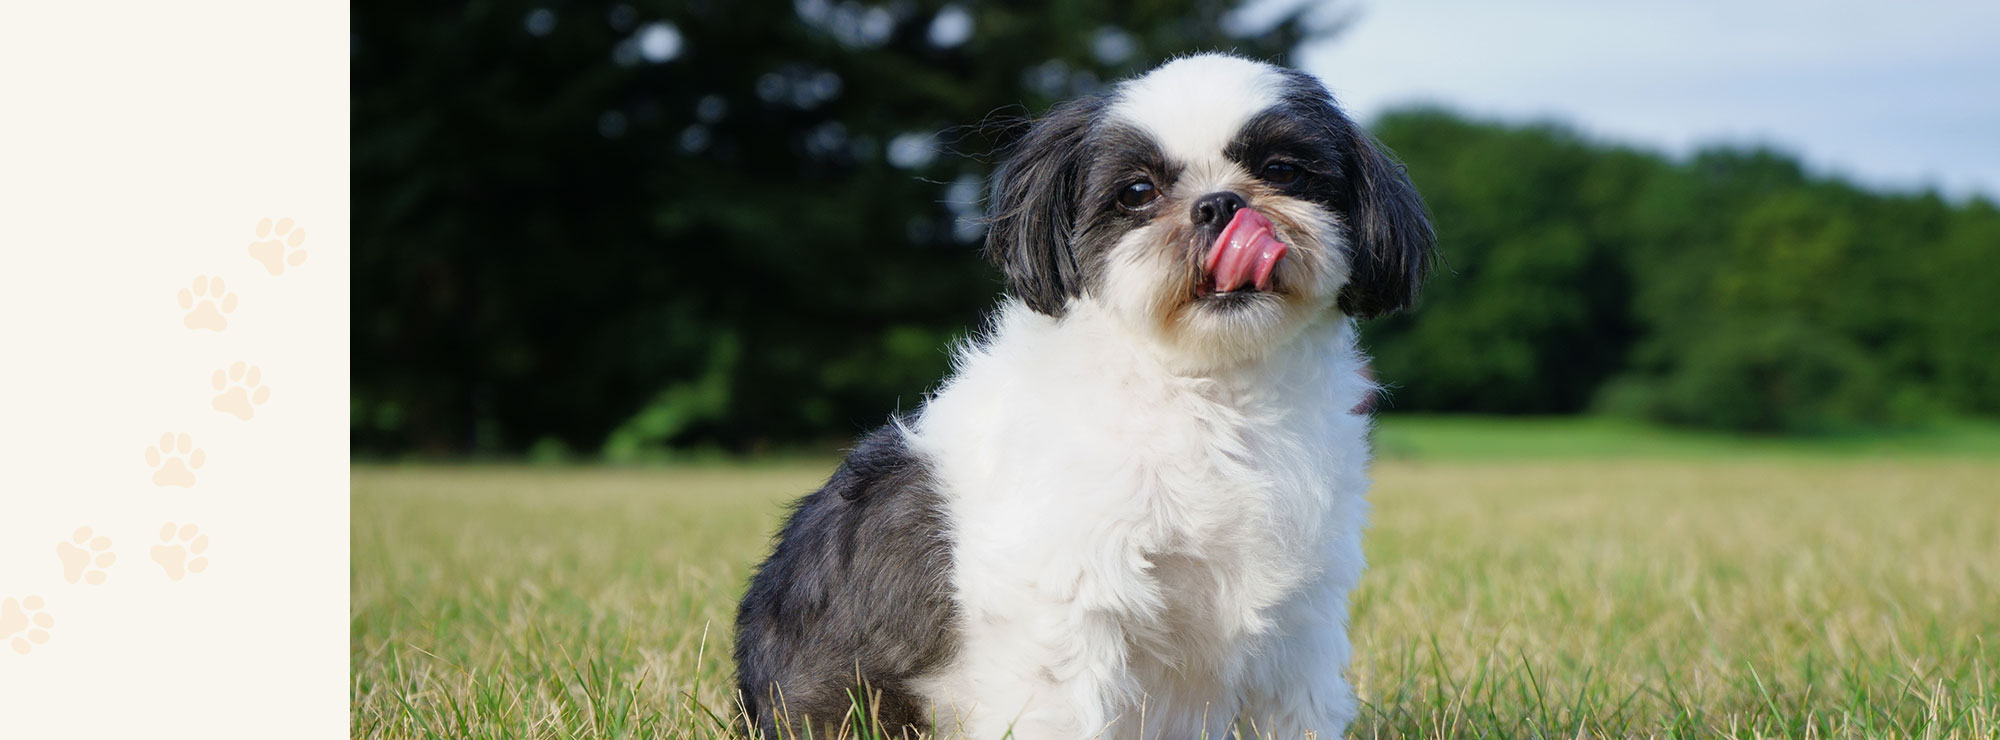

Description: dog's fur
[735,53,1433,739]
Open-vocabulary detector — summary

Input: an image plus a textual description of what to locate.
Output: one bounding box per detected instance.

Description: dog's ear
[1333,118,1435,319]
[985,96,1104,317]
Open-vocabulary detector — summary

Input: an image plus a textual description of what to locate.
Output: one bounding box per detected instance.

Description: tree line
[1366,110,2000,432]
[352,0,1999,457]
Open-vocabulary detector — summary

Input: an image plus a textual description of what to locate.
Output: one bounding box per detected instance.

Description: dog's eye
[1117,180,1160,209]
[1260,161,1301,186]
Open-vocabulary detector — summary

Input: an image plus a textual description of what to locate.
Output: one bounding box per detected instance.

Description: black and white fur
[735,53,1433,739]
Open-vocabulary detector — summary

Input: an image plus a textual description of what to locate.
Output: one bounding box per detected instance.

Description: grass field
[351,419,2000,739]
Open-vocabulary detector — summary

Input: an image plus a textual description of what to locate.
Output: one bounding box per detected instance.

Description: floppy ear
[1334,121,1435,319]
[984,96,1104,317]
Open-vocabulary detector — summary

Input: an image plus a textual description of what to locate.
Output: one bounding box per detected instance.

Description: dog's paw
[177,275,238,331]
[0,596,54,654]
[150,523,210,582]
[211,361,271,420]
[56,527,116,585]
[145,432,206,488]
[248,217,307,275]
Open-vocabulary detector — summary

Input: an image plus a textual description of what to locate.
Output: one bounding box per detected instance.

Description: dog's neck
[981,297,1366,412]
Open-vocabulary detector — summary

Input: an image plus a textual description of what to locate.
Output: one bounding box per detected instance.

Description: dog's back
[733,424,957,737]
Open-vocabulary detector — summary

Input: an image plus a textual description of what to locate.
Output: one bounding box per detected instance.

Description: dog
[734,53,1433,739]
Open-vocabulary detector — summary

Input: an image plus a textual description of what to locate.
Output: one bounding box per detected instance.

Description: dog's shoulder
[824,422,929,502]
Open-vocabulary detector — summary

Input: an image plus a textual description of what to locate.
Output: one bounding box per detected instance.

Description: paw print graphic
[177,275,239,331]
[248,217,307,275]
[56,527,116,585]
[1,596,53,654]
[211,361,271,420]
[150,523,210,582]
[145,432,206,487]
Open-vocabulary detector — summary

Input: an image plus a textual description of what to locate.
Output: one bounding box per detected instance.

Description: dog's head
[986,53,1434,370]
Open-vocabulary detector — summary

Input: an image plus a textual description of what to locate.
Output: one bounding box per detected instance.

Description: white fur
[1110,55,1287,179]
[903,54,1377,739]
[908,300,1373,739]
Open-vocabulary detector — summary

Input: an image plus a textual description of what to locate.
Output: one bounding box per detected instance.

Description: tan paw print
[1,596,53,654]
[248,217,307,275]
[211,361,271,420]
[145,432,206,487]
[56,527,116,585]
[150,523,210,582]
[177,275,239,331]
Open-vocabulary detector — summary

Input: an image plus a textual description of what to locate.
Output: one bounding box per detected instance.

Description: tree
[353,0,1324,456]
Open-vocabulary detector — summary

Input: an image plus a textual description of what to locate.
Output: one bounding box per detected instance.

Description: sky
[1290,0,2000,199]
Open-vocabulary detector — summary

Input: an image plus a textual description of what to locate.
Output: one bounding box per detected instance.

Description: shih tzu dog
[735,53,1433,739]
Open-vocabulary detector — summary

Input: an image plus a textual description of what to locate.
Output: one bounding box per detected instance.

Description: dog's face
[987,54,1433,370]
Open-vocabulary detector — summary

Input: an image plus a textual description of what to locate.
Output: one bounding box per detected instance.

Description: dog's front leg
[946,536,1164,739]
[1035,601,1146,738]
[1235,587,1359,739]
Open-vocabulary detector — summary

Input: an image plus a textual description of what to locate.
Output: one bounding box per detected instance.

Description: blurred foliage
[353,0,1320,455]
[355,1,2000,456]
[1368,112,2000,432]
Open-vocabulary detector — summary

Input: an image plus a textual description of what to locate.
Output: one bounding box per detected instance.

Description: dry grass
[351,457,1999,739]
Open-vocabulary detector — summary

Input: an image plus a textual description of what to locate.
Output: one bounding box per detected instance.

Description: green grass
[352,420,2000,739]
[1372,414,2000,461]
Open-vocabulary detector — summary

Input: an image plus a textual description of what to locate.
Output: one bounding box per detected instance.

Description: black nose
[1191,191,1248,226]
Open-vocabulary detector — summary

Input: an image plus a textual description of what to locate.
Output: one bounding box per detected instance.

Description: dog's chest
[920,316,1358,604]
[1119,389,1339,655]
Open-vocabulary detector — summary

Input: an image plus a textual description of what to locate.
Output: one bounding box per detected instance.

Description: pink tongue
[1204,208,1289,293]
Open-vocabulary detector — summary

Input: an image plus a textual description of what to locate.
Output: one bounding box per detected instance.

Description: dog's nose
[1191,191,1248,226]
